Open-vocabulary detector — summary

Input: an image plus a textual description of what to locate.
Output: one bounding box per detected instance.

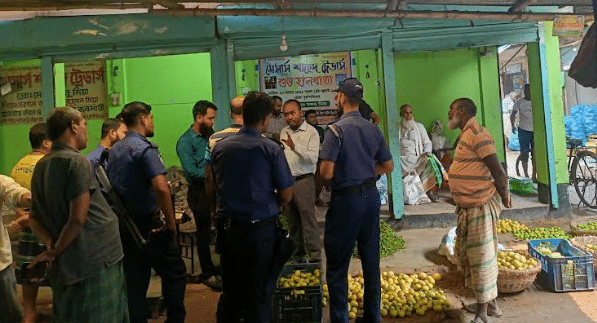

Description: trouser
[0,265,22,323]
[187,182,217,277]
[518,128,534,163]
[325,185,381,323]
[285,175,321,261]
[216,219,277,323]
[122,231,187,323]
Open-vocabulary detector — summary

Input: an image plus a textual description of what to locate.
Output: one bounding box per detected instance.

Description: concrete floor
[23,208,597,323]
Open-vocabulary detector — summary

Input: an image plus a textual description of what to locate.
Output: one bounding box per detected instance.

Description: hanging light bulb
[280,34,288,52]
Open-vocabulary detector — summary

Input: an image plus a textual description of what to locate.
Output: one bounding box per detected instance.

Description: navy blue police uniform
[108,131,187,323]
[321,111,392,323]
[211,126,294,323]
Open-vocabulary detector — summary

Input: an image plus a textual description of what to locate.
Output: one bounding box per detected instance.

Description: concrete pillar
[527,22,569,213]
[210,39,236,131]
[41,56,55,119]
[381,32,404,219]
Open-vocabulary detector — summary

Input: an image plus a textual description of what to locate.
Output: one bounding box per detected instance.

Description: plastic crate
[273,263,322,323]
[528,239,595,292]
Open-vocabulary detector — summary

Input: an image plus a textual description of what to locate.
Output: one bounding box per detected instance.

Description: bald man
[207,96,245,152]
[205,96,246,251]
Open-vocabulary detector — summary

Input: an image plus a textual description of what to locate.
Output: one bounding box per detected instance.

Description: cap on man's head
[332,78,363,100]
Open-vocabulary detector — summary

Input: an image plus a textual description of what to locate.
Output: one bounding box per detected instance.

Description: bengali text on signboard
[259,52,352,125]
[0,66,44,125]
[64,61,109,121]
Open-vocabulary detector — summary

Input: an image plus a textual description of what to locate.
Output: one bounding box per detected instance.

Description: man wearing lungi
[399,104,445,204]
[447,98,511,323]
[29,107,128,323]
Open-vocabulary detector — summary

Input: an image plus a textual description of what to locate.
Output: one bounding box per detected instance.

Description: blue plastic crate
[528,239,595,292]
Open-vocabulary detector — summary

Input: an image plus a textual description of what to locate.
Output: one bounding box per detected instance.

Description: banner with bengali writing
[259,52,352,125]
[0,66,44,125]
[64,61,108,121]
[552,15,585,37]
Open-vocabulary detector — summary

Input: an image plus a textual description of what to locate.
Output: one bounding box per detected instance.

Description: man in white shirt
[510,84,535,181]
[265,96,286,140]
[0,175,32,323]
[399,104,444,203]
[280,99,321,262]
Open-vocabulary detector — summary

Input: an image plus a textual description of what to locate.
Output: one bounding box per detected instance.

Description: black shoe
[203,275,223,292]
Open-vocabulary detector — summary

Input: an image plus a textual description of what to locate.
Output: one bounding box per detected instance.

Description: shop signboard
[0,66,44,125]
[64,61,109,121]
[553,15,585,38]
[259,52,352,125]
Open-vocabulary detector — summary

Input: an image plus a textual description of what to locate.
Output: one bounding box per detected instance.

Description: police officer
[320,78,394,323]
[107,101,186,323]
[211,92,294,323]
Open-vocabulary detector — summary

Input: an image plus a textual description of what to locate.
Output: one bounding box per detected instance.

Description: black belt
[223,214,278,229]
[333,178,377,196]
[293,173,313,181]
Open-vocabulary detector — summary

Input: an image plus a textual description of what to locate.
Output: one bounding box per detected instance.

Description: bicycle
[515,137,597,208]
[567,137,597,209]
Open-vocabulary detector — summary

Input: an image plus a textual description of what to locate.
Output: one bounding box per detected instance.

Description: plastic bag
[438,227,459,265]
[377,174,388,205]
[402,172,431,205]
[439,227,506,266]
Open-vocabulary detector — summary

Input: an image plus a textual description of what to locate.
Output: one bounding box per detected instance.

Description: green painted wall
[394,47,505,161]
[235,60,259,95]
[111,53,213,168]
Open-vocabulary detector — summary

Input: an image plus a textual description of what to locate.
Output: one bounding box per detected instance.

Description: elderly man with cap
[320,78,394,323]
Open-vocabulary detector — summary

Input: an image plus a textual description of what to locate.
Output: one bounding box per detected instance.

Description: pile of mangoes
[512,226,570,240]
[576,221,597,232]
[278,268,321,289]
[497,219,528,234]
[323,271,450,319]
[497,251,538,270]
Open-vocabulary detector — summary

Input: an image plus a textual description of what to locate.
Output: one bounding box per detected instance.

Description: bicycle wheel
[571,150,597,209]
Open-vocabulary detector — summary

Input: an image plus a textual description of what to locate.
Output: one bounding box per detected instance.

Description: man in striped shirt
[447,98,511,323]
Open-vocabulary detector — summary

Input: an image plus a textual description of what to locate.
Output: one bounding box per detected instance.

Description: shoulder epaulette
[266,136,285,150]
[327,124,343,148]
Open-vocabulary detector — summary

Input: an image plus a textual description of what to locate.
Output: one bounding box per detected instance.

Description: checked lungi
[456,194,502,303]
[51,260,129,323]
[15,228,48,286]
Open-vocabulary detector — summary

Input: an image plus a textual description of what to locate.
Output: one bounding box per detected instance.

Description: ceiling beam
[152,1,184,9]
[508,0,534,12]
[275,0,293,10]
[149,7,594,21]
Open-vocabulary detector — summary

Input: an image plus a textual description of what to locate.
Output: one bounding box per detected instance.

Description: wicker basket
[570,236,597,268]
[497,251,542,293]
[571,216,597,236]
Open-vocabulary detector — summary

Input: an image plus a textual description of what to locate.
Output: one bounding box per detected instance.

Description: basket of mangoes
[497,250,541,293]
[570,235,597,268]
